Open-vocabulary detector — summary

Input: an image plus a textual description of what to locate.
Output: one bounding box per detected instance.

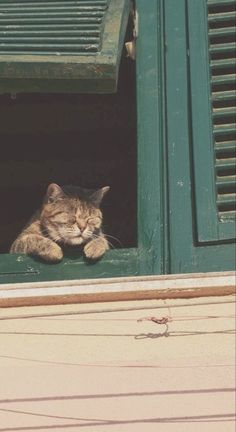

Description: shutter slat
[217,193,236,211]
[0,1,107,4]
[0,24,101,31]
[216,175,236,193]
[0,12,105,18]
[213,124,236,135]
[208,11,236,23]
[210,42,236,55]
[215,158,236,174]
[0,44,99,53]
[213,107,236,118]
[0,7,106,12]
[210,58,235,70]
[0,18,103,23]
[215,140,236,156]
[0,30,100,36]
[209,26,236,37]
[0,37,99,43]
[212,74,236,85]
[208,0,236,5]
[212,90,236,101]
[0,6,107,11]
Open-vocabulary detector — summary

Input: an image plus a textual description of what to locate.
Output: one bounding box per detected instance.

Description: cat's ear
[90,186,110,206]
[46,183,64,203]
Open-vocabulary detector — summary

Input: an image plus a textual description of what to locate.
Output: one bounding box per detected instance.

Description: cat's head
[40,183,110,246]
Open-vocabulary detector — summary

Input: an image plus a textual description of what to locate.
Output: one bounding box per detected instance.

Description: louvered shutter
[209,0,236,217]
[0,0,130,93]
[187,0,236,241]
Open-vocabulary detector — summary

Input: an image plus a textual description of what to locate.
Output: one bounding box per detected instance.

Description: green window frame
[0,0,165,284]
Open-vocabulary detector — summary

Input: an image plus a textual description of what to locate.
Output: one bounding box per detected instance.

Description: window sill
[0,271,235,308]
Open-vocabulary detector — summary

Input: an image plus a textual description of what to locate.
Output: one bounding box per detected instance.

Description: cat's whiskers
[98,226,123,247]
[104,234,123,247]
[40,228,61,244]
[91,233,115,249]
[40,229,54,241]
[53,235,63,244]
[85,230,93,238]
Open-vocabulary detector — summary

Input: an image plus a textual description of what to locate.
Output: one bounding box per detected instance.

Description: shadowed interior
[0,54,137,254]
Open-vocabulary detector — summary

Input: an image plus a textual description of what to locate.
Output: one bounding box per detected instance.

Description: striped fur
[10,183,109,262]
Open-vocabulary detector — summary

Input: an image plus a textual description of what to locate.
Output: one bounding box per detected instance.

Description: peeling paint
[16,256,24,262]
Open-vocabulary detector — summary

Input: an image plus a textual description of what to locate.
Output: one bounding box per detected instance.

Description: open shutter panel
[0,0,131,93]
[187,0,236,242]
[208,0,236,217]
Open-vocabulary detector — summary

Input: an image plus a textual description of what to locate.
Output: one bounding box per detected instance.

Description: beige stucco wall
[0,295,235,431]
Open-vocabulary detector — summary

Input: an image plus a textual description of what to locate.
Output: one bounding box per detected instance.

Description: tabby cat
[10,183,110,262]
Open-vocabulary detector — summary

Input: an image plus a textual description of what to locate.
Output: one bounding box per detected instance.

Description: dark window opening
[0,54,137,255]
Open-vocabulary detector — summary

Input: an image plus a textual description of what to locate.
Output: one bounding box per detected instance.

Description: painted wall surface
[0,296,235,431]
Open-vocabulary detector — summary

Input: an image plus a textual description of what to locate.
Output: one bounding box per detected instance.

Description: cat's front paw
[84,238,108,260]
[39,241,63,263]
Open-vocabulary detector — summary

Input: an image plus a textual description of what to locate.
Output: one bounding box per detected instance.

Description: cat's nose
[77,220,86,232]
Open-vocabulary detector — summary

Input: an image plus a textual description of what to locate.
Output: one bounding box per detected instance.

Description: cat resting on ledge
[10,183,110,262]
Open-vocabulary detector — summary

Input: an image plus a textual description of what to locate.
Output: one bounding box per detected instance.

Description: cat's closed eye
[87,217,101,225]
[50,213,71,224]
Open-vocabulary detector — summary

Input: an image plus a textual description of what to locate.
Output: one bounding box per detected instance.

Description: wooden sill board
[0,271,235,307]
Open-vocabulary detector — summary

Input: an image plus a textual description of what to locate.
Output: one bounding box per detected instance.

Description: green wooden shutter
[165,0,235,272]
[0,0,130,94]
[188,0,236,241]
[209,0,236,217]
